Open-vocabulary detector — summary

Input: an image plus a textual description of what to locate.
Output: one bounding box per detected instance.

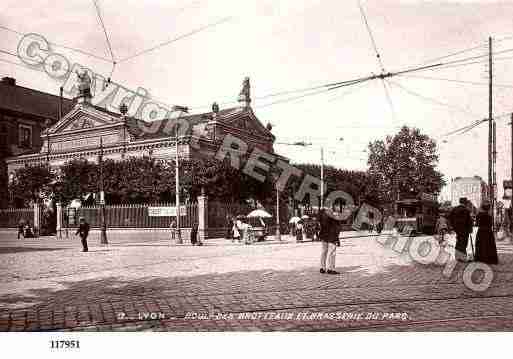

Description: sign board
[504,180,512,189]
[51,133,119,152]
[67,207,76,225]
[148,206,186,217]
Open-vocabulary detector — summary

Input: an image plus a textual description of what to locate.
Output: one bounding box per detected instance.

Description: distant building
[451,176,489,211]
[0,76,74,207]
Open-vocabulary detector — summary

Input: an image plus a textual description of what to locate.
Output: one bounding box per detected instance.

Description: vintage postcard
[0,0,512,356]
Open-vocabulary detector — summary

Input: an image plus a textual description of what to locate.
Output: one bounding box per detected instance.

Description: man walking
[75,217,90,252]
[17,218,26,240]
[318,207,341,274]
[449,198,474,262]
[170,219,177,241]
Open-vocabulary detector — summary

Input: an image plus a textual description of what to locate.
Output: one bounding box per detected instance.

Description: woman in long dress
[296,220,303,242]
[474,202,499,265]
[233,217,242,243]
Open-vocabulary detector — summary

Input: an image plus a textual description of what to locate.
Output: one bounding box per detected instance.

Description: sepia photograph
[1,0,513,355]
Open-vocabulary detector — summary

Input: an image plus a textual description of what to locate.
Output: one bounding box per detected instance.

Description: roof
[0,78,74,121]
[129,106,262,140]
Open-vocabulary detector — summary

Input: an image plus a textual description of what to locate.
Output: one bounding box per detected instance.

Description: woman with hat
[474,201,498,264]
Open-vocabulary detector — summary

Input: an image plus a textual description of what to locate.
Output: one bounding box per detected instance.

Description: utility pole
[175,125,182,244]
[488,36,494,228]
[59,86,63,122]
[171,106,189,244]
[99,137,108,245]
[276,186,281,241]
[510,114,513,228]
[320,147,324,209]
[45,119,51,165]
[493,120,497,227]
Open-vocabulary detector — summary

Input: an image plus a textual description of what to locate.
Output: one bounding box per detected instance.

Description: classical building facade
[451,176,489,210]
[6,77,281,187]
[1,76,74,207]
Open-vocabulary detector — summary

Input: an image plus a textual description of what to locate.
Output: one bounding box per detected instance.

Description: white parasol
[247,209,272,218]
[289,216,301,224]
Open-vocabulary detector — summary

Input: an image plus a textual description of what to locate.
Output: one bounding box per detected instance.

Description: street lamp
[44,119,51,165]
[171,105,189,244]
[276,139,343,210]
[98,136,108,244]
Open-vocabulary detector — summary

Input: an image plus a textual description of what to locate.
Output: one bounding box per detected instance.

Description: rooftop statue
[238,77,251,105]
[76,70,92,98]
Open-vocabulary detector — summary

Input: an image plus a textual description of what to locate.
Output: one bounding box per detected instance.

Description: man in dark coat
[449,197,473,262]
[190,222,199,245]
[17,219,26,240]
[318,208,342,274]
[75,217,90,252]
[225,216,233,240]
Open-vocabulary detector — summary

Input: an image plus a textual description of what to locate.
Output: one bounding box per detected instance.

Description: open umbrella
[301,214,309,219]
[247,209,272,218]
[289,216,301,224]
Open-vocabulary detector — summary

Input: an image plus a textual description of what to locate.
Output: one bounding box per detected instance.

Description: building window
[19,124,32,148]
[0,123,6,148]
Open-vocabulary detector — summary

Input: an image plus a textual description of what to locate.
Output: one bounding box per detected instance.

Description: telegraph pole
[320,147,324,208]
[510,114,513,227]
[171,106,189,245]
[488,36,495,228]
[276,185,281,241]
[99,137,108,244]
[175,125,182,244]
[493,120,497,225]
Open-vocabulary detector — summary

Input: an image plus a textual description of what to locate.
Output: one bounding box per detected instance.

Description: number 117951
[50,340,80,349]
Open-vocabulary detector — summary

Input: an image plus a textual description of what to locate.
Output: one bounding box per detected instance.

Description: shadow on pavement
[1,247,513,331]
[0,247,67,254]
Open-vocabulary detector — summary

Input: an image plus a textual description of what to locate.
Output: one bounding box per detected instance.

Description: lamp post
[120,102,128,158]
[44,119,51,165]
[276,140,344,209]
[171,106,189,244]
[320,146,324,208]
[98,137,108,245]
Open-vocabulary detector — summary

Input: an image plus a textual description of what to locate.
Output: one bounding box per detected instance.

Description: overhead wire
[357,1,400,124]
[0,24,112,63]
[327,80,370,102]
[6,12,513,120]
[382,79,397,122]
[255,78,371,109]
[415,43,488,67]
[357,0,385,73]
[93,0,116,62]
[397,74,513,89]
[387,78,481,119]
[117,16,233,63]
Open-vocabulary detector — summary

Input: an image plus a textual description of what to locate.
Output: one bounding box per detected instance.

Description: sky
[2,0,513,202]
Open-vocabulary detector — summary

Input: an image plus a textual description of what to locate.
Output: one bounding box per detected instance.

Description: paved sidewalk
[1,231,513,331]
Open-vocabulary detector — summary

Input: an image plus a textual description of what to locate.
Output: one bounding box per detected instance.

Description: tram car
[395,193,438,235]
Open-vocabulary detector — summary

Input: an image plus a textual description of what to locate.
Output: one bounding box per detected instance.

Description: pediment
[220,110,273,139]
[49,104,121,135]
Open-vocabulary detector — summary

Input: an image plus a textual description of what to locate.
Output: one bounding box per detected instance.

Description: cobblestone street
[1,230,513,331]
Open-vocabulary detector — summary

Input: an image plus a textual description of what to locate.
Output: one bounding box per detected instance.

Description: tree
[367,126,445,204]
[57,159,97,205]
[292,163,381,207]
[9,164,55,207]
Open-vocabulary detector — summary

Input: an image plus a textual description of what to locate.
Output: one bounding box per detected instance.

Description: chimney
[1,77,16,86]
